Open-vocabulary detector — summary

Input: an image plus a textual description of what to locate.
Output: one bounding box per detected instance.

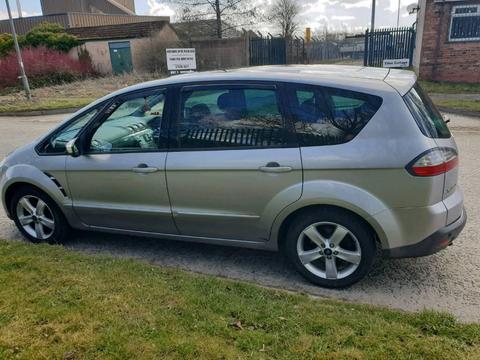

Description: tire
[10,186,69,244]
[283,208,376,288]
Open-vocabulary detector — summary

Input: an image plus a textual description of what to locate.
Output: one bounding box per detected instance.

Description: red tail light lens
[407,148,458,177]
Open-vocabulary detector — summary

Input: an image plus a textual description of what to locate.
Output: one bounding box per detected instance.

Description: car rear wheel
[284,208,376,288]
[11,187,69,244]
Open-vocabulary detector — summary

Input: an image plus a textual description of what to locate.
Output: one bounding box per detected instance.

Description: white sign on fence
[383,58,410,68]
[166,48,197,72]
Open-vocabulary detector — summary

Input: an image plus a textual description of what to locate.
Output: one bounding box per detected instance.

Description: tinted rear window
[404,83,451,139]
[286,84,383,147]
[177,86,291,149]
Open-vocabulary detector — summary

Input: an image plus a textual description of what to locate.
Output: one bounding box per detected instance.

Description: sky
[0,0,418,35]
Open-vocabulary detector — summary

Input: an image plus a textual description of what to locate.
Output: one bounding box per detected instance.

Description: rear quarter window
[404,83,451,139]
[286,84,383,146]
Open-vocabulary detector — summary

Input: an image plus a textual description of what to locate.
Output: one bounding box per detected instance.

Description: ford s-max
[0,65,466,287]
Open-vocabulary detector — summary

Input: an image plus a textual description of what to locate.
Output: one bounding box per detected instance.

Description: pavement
[0,112,479,322]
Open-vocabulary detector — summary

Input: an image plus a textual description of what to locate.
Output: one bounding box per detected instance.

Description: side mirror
[65,138,80,157]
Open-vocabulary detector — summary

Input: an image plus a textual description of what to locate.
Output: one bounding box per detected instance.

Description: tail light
[407,148,458,177]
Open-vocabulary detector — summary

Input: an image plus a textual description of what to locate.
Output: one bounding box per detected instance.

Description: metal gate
[363,27,416,67]
[249,37,286,66]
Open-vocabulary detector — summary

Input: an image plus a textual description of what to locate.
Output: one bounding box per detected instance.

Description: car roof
[83,65,416,115]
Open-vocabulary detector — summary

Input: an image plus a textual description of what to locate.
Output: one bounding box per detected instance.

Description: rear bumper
[384,208,467,258]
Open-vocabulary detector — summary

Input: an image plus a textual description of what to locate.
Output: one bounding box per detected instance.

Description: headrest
[217,92,237,111]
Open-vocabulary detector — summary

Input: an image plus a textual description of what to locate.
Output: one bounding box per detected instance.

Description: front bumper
[384,208,467,258]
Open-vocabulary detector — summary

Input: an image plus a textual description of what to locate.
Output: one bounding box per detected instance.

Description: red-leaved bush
[0,46,96,89]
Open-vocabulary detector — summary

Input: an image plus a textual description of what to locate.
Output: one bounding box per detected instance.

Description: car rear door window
[176,86,292,149]
[286,84,383,146]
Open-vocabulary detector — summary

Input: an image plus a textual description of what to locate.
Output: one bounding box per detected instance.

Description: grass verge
[434,99,480,114]
[0,98,94,113]
[0,73,161,114]
[0,240,479,359]
[419,81,480,95]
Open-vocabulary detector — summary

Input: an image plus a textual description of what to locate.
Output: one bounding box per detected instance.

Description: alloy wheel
[16,195,55,240]
[296,222,362,280]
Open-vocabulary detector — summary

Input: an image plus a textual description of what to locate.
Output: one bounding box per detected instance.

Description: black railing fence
[248,26,416,68]
[363,27,416,67]
[249,36,287,66]
[249,35,365,66]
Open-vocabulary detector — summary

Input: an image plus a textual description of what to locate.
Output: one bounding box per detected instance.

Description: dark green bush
[0,22,80,57]
[24,22,80,52]
[0,33,14,57]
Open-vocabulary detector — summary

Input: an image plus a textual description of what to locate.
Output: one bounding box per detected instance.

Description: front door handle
[259,162,293,173]
[132,164,159,174]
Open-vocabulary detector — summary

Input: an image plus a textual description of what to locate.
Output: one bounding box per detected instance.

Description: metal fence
[363,27,416,67]
[249,36,287,66]
[249,35,366,66]
[287,37,306,64]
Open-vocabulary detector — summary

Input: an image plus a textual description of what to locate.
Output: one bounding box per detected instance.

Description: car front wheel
[284,208,376,288]
[11,186,69,244]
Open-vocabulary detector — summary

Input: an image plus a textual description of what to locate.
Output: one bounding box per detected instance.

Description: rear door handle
[132,164,159,174]
[259,162,293,173]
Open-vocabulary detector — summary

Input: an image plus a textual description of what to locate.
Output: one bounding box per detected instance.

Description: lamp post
[397,0,401,27]
[371,0,376,31]
[4,0,31,100]
[15,0,22,17]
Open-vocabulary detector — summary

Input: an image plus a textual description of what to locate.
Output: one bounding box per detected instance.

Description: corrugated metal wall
[0,14,70,35]
[40,0,135,16]
[68,14,166,28]
[0,13,169,35]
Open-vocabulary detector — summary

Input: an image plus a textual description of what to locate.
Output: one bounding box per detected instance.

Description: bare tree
[172,0,258,39]
[269,0,301,38]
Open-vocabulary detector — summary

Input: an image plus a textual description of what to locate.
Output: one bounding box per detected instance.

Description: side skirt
[81,224,279,251]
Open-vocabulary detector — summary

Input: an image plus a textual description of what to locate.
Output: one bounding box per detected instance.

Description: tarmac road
[0,112,479,322]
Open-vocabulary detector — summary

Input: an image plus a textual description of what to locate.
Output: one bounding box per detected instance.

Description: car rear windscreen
[404,83,451,139]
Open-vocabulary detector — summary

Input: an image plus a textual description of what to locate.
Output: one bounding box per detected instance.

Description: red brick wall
[419,0,480,83]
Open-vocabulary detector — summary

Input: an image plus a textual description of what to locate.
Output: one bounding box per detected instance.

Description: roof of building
[0,13,169,35]
[172,20,243,40]
[66,20,173,40]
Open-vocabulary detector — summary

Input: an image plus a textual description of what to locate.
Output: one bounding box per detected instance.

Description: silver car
[0,65,466,287]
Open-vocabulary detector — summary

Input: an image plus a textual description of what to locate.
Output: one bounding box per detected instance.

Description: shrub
[24,22,80,52]
[0,47,96,89]
[0,33,15,57]
[0,22,80,58]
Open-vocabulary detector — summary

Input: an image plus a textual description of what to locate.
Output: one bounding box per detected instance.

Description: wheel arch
[4,182,61,217]
[269,179,399,251]
[275,204,383,252]
[1,165,72,220]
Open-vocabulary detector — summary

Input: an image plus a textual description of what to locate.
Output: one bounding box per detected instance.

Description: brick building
[414,0,480,83]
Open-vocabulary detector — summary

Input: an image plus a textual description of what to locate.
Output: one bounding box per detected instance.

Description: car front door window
[89,92,166,153]
[39,106,100,154]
